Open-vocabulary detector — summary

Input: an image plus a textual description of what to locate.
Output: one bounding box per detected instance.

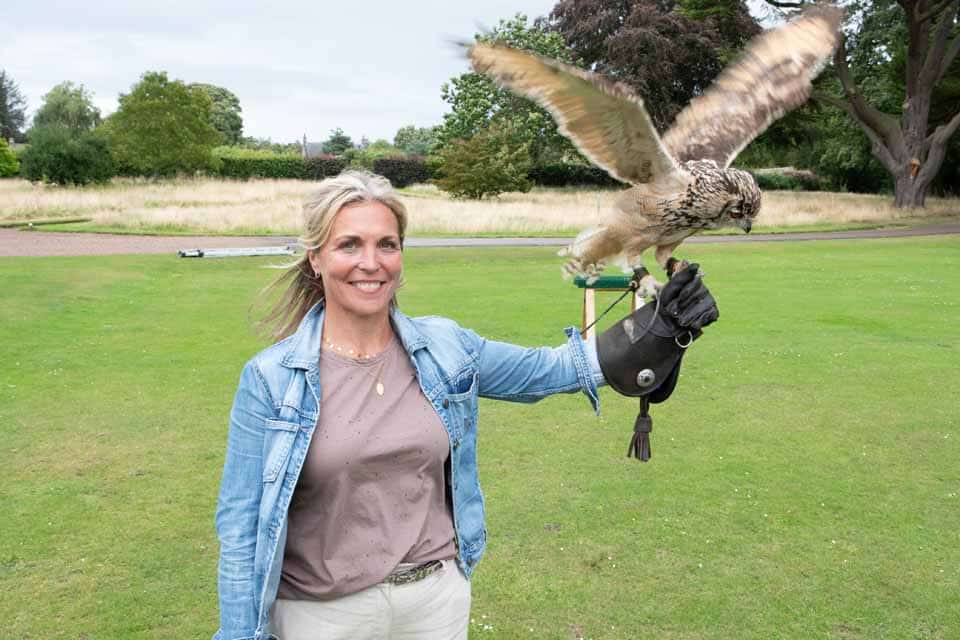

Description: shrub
[304,155,348,180]
[19,126,115,185]
[373,156,431,188]
[528,163,624,187]
[750,168,824,191]
[434,126,532,199]
[214,147,304,179]
[0,138,18,177]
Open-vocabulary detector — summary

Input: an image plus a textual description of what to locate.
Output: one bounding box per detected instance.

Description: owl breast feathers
[468,6,843,286]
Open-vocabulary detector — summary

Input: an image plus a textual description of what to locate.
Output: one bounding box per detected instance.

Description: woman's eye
[338,239,357,251]
[379,240,399,250]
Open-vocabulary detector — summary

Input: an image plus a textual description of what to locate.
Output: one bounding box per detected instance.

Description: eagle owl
[469,6,843,295]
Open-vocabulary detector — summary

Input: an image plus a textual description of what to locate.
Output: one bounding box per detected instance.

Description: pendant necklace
[323,338,390,397]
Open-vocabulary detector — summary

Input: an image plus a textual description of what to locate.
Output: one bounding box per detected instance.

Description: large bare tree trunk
[814,0,960,209]
[895,174,928,207]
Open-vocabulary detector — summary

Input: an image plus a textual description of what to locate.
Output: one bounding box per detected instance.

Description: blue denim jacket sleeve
[460,326,603,413]
[214,360,272,640]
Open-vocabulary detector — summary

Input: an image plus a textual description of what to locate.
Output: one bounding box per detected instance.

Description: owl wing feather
[662,6,844,168]
[468,42,687,188]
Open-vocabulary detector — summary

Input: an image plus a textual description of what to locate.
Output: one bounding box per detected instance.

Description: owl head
[719,169,761,233]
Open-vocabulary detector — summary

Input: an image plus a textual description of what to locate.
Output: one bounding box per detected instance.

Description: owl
[468,6,843,295]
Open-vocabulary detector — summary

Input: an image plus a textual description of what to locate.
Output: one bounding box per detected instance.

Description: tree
[321,127,354,155]
[438,13,582,164]
[770,0,960,207]
[0,70,27,142]
[19,126,115,185]
[344,139,401,170]
[393,125,438,155]
[190,83,243,146]
[546,0,760,131]
[103,71,222,176]
[31,82,101,135]
[434,123,532,198]
[0,138,19,177]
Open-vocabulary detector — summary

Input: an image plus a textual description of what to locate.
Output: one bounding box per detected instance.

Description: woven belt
[384,560,443,586]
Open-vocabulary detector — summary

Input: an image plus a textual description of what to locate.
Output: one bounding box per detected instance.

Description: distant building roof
[303,142,325,158]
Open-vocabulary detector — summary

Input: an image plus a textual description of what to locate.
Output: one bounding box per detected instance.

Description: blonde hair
[258,171,408,341]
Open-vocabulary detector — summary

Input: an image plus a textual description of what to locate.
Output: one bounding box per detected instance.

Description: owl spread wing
[661,6,844,168]
[468,42,687,187]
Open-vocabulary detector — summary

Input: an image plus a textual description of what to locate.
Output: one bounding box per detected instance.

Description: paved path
[1,223,958,257]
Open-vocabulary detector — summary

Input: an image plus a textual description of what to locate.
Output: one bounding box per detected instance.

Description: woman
[214,171,715,640]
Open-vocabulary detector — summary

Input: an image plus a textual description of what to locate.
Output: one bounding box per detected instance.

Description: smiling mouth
[351,281,385,292]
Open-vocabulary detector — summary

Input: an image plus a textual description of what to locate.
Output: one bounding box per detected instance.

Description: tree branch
[813,93,901,173]
[928,109,960,146]
[921,0,960,84]
[918,109,960,184]
[916,0,954,23]
[935,34,960,85]
[832,40,903,143]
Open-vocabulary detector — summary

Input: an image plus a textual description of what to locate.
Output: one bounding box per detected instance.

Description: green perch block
[572,274,635,289]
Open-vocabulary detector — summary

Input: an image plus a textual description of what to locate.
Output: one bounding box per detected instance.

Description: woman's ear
[307,250,322,277]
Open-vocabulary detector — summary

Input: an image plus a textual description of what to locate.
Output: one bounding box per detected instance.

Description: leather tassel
[628,397,653,462]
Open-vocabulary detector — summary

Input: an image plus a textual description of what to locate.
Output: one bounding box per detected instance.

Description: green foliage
[321,128,353,155]
[0,138,19,176]
[239,136,302,155]
[304,155,348,180]
[748,169,824,192]
[437,14,582,164]
[103,71,222,177]
[372,156,431,188]
[191,84,244,146]
[393,125,438,155]
[0,69,27,142]
[435,124,532,198]
[19,126,115,185]
[344,139,401,170]
[30,82,101,135]
[528,162,624,188]
[213,146,304,180]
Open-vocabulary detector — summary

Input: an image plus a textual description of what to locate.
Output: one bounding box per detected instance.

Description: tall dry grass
[1,178,956,235]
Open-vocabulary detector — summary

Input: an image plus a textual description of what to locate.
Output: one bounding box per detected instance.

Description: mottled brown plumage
[468,6,843,293]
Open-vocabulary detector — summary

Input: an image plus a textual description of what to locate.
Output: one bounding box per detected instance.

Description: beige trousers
[268,559,471,640]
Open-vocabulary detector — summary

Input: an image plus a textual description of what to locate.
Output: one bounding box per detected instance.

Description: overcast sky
[5,1,775,145]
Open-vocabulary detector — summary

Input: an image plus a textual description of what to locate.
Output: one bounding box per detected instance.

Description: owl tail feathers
[559,226,606,282]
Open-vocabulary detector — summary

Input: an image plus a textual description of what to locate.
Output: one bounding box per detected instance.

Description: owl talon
[637,275,663,299]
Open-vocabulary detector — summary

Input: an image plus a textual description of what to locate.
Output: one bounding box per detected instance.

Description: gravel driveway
[1,223,958,257]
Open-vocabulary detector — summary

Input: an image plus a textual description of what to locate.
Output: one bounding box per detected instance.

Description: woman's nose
[358,246,378,270]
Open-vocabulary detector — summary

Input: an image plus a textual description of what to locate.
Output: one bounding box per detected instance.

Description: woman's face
[308,200,403,322]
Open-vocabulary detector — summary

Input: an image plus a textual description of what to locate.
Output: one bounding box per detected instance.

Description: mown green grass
[1,238,958,639]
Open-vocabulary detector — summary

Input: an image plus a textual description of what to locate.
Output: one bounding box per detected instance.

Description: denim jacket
[214,302,603,640]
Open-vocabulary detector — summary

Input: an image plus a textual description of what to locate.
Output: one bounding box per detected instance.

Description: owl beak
[739,219,752,234]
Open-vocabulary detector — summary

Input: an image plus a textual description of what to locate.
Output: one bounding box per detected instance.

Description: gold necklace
[322,339,390,396]
[322,338,378,360]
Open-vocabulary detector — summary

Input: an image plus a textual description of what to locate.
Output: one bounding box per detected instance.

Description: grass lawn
[1,238,958,639]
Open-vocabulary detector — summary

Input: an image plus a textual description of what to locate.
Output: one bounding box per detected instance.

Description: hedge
[373,156,431,188]
[527,163,625,187]
[749,168,825,191]
[213,147,302,179]
[304,156,348,180]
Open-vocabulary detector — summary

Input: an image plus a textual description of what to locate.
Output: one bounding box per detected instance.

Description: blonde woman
[213,171,717,640]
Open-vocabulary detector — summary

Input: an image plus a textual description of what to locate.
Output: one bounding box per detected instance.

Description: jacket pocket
[262,419,299,483]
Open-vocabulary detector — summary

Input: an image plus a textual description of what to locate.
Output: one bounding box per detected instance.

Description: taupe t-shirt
[278,337,457,600]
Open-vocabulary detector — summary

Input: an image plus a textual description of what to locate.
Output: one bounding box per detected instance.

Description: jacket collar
[279,301,429,370]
